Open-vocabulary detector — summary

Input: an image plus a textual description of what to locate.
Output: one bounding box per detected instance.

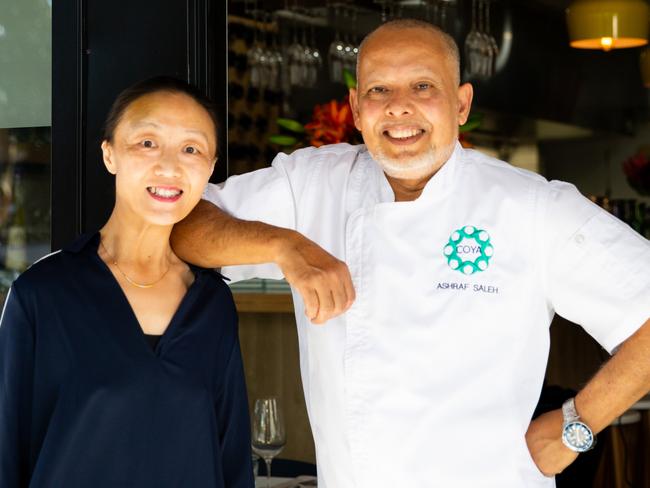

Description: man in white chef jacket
[172,19,650,488]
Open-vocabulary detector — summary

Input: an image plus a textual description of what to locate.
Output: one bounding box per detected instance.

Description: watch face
[562,421,594,452]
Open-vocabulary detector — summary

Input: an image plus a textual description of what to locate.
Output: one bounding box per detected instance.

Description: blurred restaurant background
[1,0,650,485]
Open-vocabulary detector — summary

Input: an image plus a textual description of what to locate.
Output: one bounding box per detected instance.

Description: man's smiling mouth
[383,128,426,144]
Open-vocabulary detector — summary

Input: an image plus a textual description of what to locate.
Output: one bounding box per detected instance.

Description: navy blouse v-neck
[0,233,253,487]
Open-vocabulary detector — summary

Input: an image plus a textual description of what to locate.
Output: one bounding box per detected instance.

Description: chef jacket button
[574,234,585,244]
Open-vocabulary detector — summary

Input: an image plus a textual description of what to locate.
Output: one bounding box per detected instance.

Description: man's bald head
[356,19,461,87]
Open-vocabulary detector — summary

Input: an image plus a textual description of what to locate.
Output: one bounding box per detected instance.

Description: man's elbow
[170,200,210,261]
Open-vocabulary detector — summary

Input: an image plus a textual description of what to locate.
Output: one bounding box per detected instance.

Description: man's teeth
[386,128,423,139]
[148,187,182,198]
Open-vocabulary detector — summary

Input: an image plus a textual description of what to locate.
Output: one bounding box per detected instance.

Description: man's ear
[457,83,474,126]
[349,88,362,132]
[101,140,117,175]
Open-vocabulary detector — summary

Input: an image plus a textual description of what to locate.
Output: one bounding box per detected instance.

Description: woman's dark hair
[102,76,219,146]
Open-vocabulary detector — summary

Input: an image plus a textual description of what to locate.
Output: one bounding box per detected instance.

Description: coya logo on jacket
[443,225,493,275]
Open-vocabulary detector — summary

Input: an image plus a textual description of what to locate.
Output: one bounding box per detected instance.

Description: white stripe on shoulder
[28,249,62,268]
[0,286,13,326]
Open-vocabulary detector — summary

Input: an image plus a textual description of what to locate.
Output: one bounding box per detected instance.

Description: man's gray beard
[370,143,455,180]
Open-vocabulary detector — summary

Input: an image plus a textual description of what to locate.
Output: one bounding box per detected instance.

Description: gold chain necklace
[99,239,171,289]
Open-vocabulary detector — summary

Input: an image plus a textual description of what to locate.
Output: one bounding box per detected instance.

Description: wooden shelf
[233,293,294,313]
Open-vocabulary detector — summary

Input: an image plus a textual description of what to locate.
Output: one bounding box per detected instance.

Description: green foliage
[460,112,483,133]
[276,118,305,133]
[268,134,299,147]
[343,69,357,89]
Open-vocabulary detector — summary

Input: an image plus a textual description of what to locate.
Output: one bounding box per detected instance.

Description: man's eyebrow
[361,68,438,84]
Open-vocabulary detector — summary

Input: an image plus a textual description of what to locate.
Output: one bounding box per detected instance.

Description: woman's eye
[184,146,199,154]
[416,83,431,90]
[142,139,154,148]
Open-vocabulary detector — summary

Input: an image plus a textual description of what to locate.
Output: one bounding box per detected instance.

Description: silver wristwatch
[561,397,595,453]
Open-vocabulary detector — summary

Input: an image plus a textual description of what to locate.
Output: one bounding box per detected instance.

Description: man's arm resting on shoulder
[170,199,355,324]
[526,317,650,476]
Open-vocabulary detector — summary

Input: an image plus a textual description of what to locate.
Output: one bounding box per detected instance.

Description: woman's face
[101,91,217,227]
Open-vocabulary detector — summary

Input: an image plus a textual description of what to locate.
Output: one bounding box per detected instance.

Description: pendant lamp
[566,0,649,51]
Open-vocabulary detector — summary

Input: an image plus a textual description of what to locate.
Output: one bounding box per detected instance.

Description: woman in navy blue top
[0,77,253,487]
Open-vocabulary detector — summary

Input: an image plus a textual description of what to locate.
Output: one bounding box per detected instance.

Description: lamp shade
[567,0,649,51]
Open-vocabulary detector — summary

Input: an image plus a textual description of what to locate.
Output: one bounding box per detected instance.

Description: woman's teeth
[147,187,182,198]
[386,128,424,139]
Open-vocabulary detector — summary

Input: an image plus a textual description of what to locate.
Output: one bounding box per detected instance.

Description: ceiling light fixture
[566,0,649,51]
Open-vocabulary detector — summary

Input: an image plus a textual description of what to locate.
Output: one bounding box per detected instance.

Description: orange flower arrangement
[269,69,360,150]
[269,96,360,150]
[304,95,358,147]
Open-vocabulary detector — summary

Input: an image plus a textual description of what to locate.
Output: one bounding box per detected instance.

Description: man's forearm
[526,317,650,475]
[170,199,356,323]
[171,199,297,268]
[576,317,650,433]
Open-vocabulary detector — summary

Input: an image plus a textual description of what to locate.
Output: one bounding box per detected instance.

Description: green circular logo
[443,225,493,275]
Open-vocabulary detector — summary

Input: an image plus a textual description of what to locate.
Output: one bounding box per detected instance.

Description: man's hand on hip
[525,409,578,477]
[273,231,355,324]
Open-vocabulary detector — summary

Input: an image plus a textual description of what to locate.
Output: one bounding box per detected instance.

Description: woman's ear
[101,140,117,175]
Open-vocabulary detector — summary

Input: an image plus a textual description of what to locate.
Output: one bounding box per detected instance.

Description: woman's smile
[146,185,184,202]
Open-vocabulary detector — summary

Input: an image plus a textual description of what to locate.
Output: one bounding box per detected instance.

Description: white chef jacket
[203,142,650,488]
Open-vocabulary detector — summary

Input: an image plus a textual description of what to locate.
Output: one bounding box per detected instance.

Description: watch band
[562,397,580,422]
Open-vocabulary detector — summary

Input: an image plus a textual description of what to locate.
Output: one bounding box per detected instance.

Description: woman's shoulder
[12,233,97,293]
[190,266,239,328]
[14,249,66,289]
[196,268,236,310]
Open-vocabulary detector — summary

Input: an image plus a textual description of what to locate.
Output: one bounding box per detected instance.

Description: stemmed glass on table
[252,397,286,486]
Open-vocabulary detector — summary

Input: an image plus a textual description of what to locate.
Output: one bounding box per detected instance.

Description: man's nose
[385,90,414,117]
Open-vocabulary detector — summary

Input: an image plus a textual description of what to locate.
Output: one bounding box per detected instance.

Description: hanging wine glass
[308,23,322,87]
[261,13,281,93]
[299,21,313,86]
[373,0,389,23]
[464,0,482,79]
[328,4,344,82]
[247,4,264,88]
[484,0,499,78]
[287,2,304,87]
[341,7,353,75]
